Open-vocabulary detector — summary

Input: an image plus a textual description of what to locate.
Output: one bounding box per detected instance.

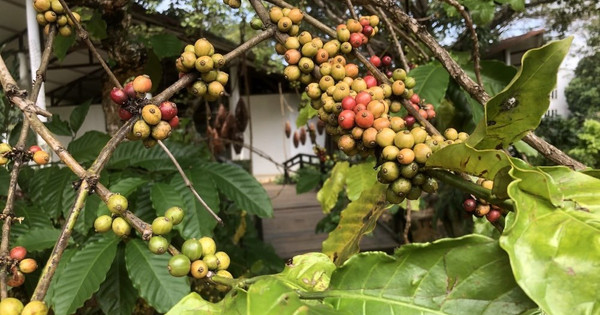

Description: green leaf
[68,131,110,164]
[495,0,525,11]
[109,139,202,171]
[171,169,220,238]
[96,245,137,315]
[468,37,573,149]
[0,167,10,196]
[9,121,37,150]
[167,293,223,314]
[325,235,536,314]
[541,166,600,213]
[344,160,376,201]
[28,166,78,220]
[295,167,322,194]
[45,114,72,137]
[45,248,77,307]
[277,253,336,292]
[149,34,184,59]
[151,182,186,215]
[296,104,318,127]
[317,161,350,213]
[85,10,107,40]
[69,100,91,135]
[199,162,273,218]
[410,64,450,109]
[53,33,76,61]
[144,50,163,94]
[15,227,65,252]
[125,239,190,313]
[322,183,387,265]
[52,234,119,315]
[500,166,600,314]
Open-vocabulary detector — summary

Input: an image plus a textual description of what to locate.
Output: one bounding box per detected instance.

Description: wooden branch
[368,0,586,170]
[32,182,90,301]
[346,0,359,20]
[57,0,122,89]
[376,7,410,71]
[31,25,57,101]
[88,117,136,174]
[441,0,482,86]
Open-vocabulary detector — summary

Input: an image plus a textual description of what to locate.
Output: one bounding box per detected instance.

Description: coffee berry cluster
[167,237,233,291]
[176,39,229,101]
[4,246,38,288]
[0,248,45,315]
[33,0,81,37]
[0,143,51,166]
[271,9,470,203]
[462,179,504,223]
[110,75,180,149]
[0,298,47,315]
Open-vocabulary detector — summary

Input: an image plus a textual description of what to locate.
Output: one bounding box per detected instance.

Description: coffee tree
[0,0,598,314]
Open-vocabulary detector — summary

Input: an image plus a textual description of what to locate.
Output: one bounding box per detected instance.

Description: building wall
[244,93,326,181]
[44,96,324,181]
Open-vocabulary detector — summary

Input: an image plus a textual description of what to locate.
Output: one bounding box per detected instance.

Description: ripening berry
[112,217,131,237]
[0,297,24,315]
[190,260,209,279]
[148,236,169,255]
[165,206,184,225]
[9,246,27,261]
[7,270,24,287]
[19,258,38,274]
[107,194,128,214]
[132,75,152,94]
[94,215,113,233]
[33,150,50,165]
[199,237,216,256]
[21,301,49,315]
[182,238,203,261]
[151,216,173,235]
[215,251,230,270]
[141,104,162,125]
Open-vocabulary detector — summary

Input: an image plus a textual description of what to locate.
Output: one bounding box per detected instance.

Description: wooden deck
[260,183,400,259]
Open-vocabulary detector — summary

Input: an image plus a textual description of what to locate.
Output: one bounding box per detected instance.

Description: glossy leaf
[540,166,600,213]
[45,249,77,307]
[125,239,190,313]
[295,167,322,194]
[149,34,184,59]
[500,168,600,315]
[15,227,66,252]
[97,245,137,315]
[85,10,107,40]
[322,183,387,265]
[468,38,573,149]
[277,252,336,292]
[151,182,186,215]
[410,63,450,110]
[199,162,273,218]
[296,104,318,127]
[69,100,91,135]
[344,160,376,202]
[44,114,72,136]
[68,131,111,164]
[53,33,76,61]
[325,235,536,314]
[317,161,350,214]
[170,168,220,238]
[52,234,119,315]
[109,139,202,171]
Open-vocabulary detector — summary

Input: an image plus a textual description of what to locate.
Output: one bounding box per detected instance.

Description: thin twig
[88,117,137,174]
[441,0,482,86]
[0,25,58,298]
[346,0,359,20]
[157,140,223,225]
[376,7,410,71]
[57,0,122,89]
[403,201,411,244]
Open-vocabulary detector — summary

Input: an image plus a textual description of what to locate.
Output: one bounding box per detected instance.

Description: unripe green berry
[165,207,184,225]
[203,254,219,270]
[148,236,169,255]
[168,254,191,277]
[151,216,173,235]
[182,238,203,260]
[94,215,113,233]
[199,236,216,256]
[107,194,128,214]
[112,217,131,237]
[215,251,230,270]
